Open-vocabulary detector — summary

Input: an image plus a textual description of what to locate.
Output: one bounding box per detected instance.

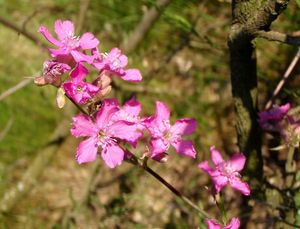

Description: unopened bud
[56,88,66,108]
[94,72,112,89]
[90,85,112,104]
[34,76,47,86]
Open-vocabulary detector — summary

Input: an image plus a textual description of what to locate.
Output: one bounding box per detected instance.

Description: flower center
[221,163,240,179]
[76,85,83,92]
[62,35,80,51]
[97,130,117,148]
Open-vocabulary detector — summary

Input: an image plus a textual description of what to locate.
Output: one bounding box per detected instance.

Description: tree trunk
[229,0,289,188]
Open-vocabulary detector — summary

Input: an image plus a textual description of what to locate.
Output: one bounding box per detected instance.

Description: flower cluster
[259,103,300,147]
[199,146,250,228]
[36,19,249,228]
[35,19,141,106]
[36,19,197,168]
[71,99,197,168]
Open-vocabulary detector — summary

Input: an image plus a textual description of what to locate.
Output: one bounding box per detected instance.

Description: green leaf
[164,13,197,34]
[296,0,300,8]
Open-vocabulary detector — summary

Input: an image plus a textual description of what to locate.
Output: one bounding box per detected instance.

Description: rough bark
[229,0,289,187]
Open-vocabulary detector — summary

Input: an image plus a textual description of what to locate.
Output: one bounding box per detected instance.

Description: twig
[21,10,40,31]
[0,118,14,141]
[141,164,210,218]
[0,16,47,49]
[76,0,91,34]
[0,78,33,102]
[255,30,300,46]
[265,47,300,109]
[121,0,172,53]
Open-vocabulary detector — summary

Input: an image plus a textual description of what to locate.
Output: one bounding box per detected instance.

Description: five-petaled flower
[206,218,240,229]
[198,146,250,196]
[39,19,99,64]
[258,103,290,132]
[63,63,100,104]
[143,101,197,161]
[93,47,142,82]
[71,99,142,168]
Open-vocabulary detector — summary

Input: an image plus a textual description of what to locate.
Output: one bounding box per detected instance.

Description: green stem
[65,94,89,115]
[286,147,295,172]
[285,147,296,188]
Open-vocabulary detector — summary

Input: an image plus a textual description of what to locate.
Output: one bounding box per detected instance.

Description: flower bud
[56,87,66,108]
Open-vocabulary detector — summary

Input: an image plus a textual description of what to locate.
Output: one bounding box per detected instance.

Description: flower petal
[227,153,246,172]
[171,139,196,158]
[150,138,169,156]
[123,97,141,117]
[121,69,142,82]
[198,161,212,173]
[54,20,74,41]
[71,114,98,137]
[108,48,128,68]
[210,146,224,166]
[76,138,98,164]
[49,49,71,59]
[224,218,240,229]
[70,63,88,82]
[70,50,94,64]
[101,143,125,168]
[155,101,170,121]
[80,32,99,49]
[96,98,120,129]
[108,120,142,146]
[38,26,62,47]
[212,175,228,193]
[206,219,222,229]
[170,118,197,136]
[229,177,251,196]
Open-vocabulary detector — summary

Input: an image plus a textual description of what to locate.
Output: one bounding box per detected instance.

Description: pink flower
[143,101,197,160]
[71,99,142,168]
[112,97,144,129]
[63,63,99,104]
[93,48,142,82]
[206,218,240,229]
[38,20,99,64]
[34,60,71,87]
[198,146,250,196]
[258,103,290,131]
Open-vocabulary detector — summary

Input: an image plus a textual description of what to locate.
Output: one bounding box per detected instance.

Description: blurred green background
[0,0,299,228]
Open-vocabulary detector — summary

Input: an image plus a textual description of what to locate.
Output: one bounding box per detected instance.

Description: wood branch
[247,0,289,32]
[230,0,290,46]
[255,30,300,46]
[121,0,172,53]
[265,47,300,109]
[0,16,47,49]
[76,0,91,34]
[229,0,290,227]
[0,78,33,102]
[0,118,14,141]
